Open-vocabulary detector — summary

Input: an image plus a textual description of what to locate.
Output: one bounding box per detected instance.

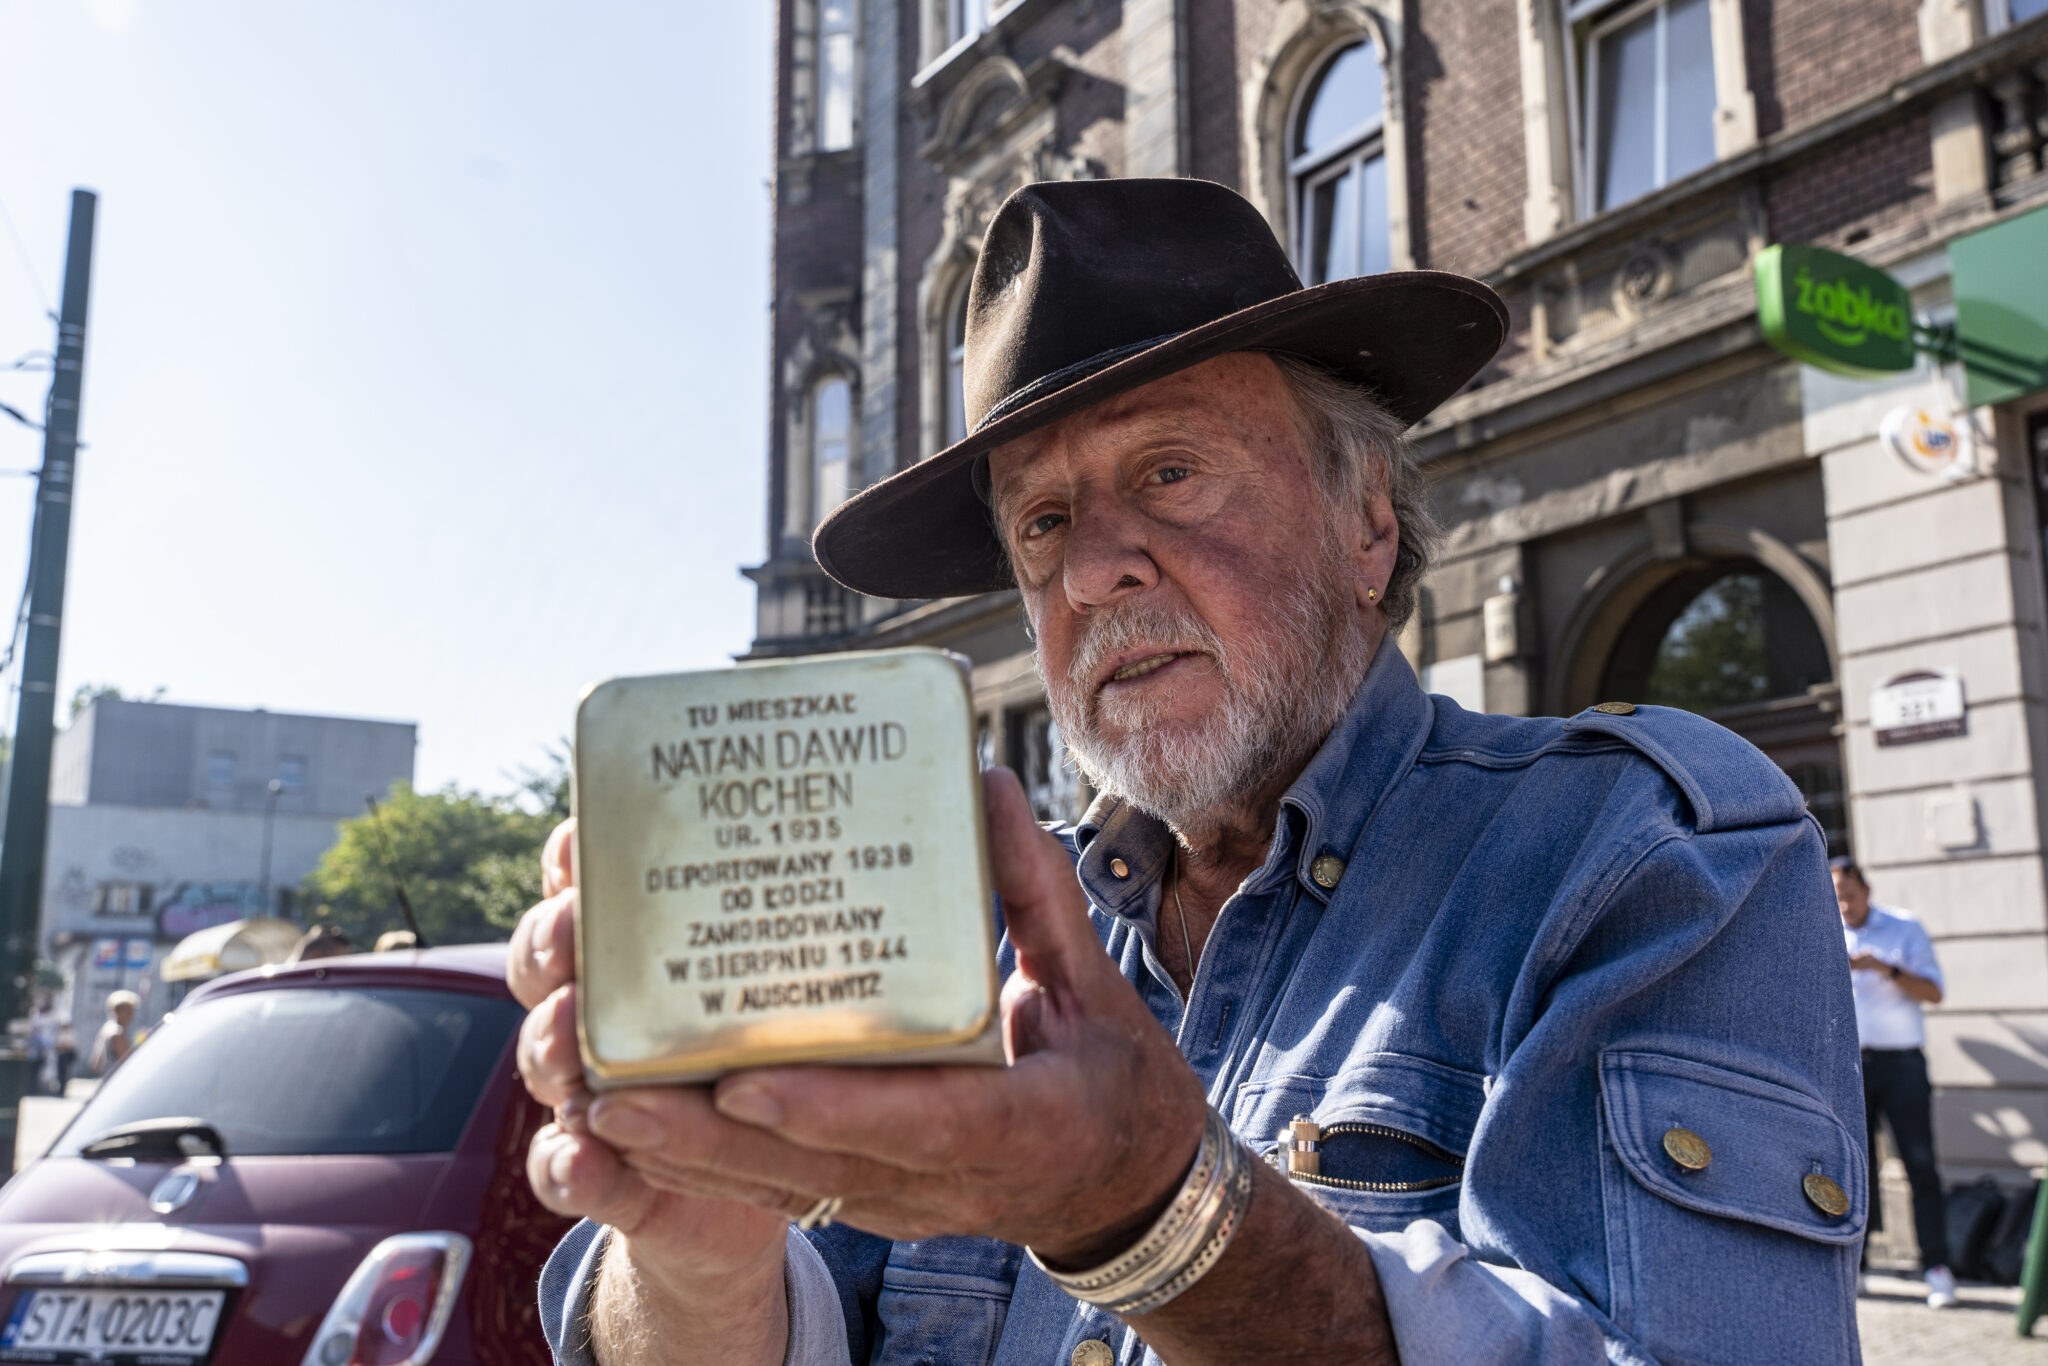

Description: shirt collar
[1072,636,1436,917]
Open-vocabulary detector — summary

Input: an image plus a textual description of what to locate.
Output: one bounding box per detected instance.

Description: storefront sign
[1952,202,2048,407]
[1755,244,1916,377]
[1879,405,1971,479]
[1871,669,1967,746]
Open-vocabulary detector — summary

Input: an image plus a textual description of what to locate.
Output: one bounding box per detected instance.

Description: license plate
[0,1288,223,1364]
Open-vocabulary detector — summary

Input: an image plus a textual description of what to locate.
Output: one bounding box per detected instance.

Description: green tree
[302,781,554,946]
[68,682,122,720]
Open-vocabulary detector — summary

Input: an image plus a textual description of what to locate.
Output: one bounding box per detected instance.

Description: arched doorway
[1598,560,1847,852]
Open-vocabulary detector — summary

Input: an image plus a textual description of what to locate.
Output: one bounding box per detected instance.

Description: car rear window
[55,984,523,1157]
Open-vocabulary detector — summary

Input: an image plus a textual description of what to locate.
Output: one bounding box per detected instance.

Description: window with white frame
[948,0,989,47]
[811,376,854,523]
[945,281,971,447]
[819,0,857,151]
[1291,41,1391,285]
[1988,0,2048,29]
[1570,0,1716,214]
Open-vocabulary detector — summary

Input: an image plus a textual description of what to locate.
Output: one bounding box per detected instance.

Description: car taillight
[302,1232,472,1366]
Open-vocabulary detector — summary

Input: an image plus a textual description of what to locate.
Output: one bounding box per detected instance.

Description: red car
[0,945,569,1365]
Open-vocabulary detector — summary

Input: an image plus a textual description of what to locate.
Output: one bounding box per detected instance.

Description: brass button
[1310,855,1345,889]
[1072,1342,1114,1366]
[1109,858,1130,879]
[1662,1127,1712,1172]
[1594,701,1638,715]
[1803,1172,1850,1218]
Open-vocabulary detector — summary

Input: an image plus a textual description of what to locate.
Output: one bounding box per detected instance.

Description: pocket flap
[1600,1049,1864,1245]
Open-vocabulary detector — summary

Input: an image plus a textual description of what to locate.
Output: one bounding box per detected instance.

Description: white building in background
[39,698,415,1041]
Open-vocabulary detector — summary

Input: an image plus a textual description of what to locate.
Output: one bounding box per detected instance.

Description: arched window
[1291,40,1390,285]
[818,0,857,151]
[810,375,854,524]
[944,281,971,447]
[1602,564,1831,711]
[1602,562,1844,851]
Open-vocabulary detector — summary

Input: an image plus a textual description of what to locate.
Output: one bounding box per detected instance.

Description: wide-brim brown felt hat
[812,177,1507,600]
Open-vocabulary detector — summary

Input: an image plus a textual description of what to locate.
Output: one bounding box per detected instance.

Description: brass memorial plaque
[574,648,1002,1088]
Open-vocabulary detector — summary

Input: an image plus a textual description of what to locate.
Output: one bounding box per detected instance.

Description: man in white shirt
[1834,856,1953,1308]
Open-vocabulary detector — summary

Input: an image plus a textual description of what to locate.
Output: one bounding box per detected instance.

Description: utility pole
[0,190,97,1159]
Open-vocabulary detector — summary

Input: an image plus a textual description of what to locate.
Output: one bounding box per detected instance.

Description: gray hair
[1268,353,1440,631]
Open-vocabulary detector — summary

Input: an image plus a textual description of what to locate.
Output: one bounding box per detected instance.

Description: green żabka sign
[1755,244,1916,377]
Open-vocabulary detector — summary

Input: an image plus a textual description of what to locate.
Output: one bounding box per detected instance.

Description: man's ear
[1350,488,1401,611]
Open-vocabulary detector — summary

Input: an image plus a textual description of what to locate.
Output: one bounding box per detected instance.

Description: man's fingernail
[589,1097,661,1149]
[534,897,565,968]
[715,1081,783,1127]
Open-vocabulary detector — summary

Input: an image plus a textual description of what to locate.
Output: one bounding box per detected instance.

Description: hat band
[970,330,1182,435]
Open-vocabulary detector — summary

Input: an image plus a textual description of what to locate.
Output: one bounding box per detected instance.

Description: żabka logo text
[1793,266,1910,350]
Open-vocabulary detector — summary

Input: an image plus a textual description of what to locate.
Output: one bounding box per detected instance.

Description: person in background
[1835,855,1954,1308]
[25,994,58,1095]
[88,989,138,1077]
[53,1021,78,1094]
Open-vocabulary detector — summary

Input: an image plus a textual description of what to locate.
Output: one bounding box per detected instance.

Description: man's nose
[1060,501,1159,613]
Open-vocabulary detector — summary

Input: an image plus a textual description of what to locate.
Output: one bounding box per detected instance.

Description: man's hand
[508,819,793,1358]
[547,766,1206,1265]
[1847,951,1889,974]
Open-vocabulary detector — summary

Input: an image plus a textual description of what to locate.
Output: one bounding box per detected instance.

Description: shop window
[93,882,154,919]
[944,281,971,447]
[811,375,855,524]
[1291,40,1390,284]
[1569,0,1716,213]
[1008,704,1083,823]
[819,0,858,151]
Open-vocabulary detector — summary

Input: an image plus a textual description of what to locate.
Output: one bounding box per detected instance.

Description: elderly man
[512,179,1865,1364]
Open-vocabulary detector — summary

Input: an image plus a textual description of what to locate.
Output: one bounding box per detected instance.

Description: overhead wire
[0,194,54,320]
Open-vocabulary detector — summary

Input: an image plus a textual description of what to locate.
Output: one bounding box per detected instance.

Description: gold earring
[1367,587,1380,603]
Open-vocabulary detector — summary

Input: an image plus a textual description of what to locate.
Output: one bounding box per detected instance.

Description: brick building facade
[746,0,2048,1200]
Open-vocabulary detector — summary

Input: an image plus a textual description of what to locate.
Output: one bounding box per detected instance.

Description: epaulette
[1561,702,1807,833]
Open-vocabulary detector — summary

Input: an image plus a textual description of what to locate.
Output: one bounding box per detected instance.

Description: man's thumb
[982,766,1100,992]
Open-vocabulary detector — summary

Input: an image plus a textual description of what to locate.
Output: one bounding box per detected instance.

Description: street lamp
[258,778,283,917]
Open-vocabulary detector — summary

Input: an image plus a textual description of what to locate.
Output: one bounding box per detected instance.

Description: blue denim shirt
[540,642,1865,1364]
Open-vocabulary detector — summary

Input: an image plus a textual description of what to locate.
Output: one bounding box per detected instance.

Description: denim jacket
[541,642,1866,1365]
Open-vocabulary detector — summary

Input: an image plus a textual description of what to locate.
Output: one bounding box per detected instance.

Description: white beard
[1043,550,1369,832]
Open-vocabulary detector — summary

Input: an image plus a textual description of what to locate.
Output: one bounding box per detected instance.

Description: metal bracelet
[1027,1106,1256,1316]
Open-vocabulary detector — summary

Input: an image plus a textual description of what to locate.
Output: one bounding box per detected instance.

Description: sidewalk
[1859,1273,2048,1364]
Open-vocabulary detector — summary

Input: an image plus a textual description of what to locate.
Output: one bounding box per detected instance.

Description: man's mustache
[1066,601,1228,698]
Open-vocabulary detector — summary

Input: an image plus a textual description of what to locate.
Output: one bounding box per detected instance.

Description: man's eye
[1154,466,1190,484]
[1027,512,1066,537]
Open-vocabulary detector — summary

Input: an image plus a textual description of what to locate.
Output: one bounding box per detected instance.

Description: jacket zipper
[1269,1115,1466,1193]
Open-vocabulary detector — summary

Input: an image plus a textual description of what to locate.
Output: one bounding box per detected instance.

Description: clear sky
[0,0,773,798]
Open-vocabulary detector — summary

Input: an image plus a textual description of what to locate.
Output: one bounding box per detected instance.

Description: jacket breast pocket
[1231,1052,1484,1239]
[872,1237,1021,1366]
[1599,1050,1864,1366]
